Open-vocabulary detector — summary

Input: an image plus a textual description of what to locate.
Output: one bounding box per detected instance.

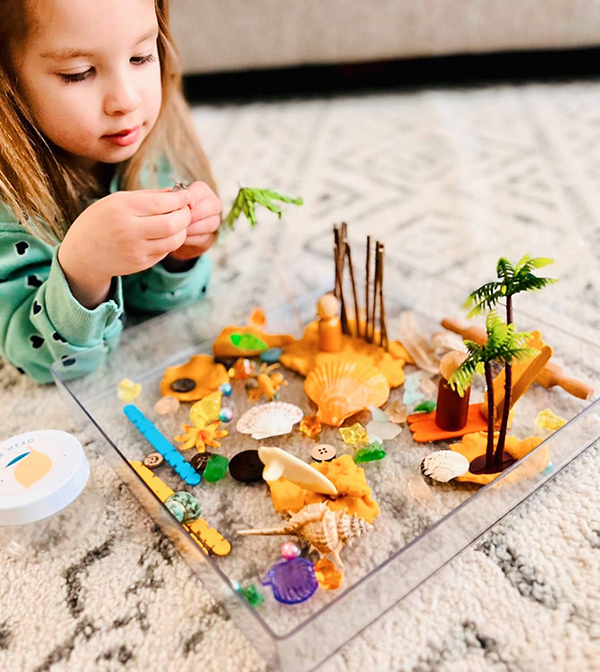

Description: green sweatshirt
[0,170,211,384]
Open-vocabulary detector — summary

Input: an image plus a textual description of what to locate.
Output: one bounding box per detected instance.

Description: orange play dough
[267,454,380,523]
[450,431,547,486]
[212,325,295,358]
[280,320,410,388]
[160,355,230,402]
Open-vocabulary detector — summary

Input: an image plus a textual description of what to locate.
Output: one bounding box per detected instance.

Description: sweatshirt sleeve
[122,254,212,314]
[0,228,124,384]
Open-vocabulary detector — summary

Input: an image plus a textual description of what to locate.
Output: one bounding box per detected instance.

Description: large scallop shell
[238,502,373,567]
[236,402,303,440]
[421,450,469,483]
[304,357,390,426]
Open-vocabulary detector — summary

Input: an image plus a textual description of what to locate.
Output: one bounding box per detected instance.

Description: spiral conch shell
[237,502,373,567]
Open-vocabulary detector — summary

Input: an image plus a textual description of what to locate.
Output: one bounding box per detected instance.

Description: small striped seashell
[421,450,469,483]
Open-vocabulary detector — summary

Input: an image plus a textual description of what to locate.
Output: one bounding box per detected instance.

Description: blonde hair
[0,0,216,244]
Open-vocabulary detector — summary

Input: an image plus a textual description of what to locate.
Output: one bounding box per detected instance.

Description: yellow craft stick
[185,518,232,556]
[130,461,175,502]
[484,331,553,420]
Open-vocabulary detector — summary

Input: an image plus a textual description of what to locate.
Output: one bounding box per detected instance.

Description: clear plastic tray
[53,261,600,672]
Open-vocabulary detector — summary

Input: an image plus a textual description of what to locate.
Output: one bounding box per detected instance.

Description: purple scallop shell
[262,557,318,605]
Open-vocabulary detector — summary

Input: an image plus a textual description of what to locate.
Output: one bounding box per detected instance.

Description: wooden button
[143,452,164,469]
[171,377,196,393]
[229,450,264,483]
[310,444,336,462]
[191,451,213,473]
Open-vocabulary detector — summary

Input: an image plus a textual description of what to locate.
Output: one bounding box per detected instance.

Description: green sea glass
[413,400,437,413]
[240,584,265,607]
[203,454,229,482]
[354,442,387,463]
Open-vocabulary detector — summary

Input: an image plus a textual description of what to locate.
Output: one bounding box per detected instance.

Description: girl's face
[13,0,162,167]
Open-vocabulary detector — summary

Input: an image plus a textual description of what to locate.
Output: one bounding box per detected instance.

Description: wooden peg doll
[435,351,471,431]
[317,293,343,353]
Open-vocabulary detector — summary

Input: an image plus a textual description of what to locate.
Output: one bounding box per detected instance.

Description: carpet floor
[2,79,600,672]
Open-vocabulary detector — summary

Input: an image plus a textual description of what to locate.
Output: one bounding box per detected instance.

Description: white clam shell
[421,450,469,483]
[236,402,303,439]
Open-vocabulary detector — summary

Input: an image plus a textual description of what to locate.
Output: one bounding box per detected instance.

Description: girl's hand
[58,189,192,308]
[166,181,221,263]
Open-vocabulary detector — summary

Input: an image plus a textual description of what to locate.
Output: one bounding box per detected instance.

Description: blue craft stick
[123,404,201,486]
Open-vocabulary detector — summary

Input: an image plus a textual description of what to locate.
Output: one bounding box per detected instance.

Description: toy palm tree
[463,255,556,466]
[449,312,538,472]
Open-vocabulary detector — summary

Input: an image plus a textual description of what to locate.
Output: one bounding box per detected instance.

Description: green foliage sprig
[224,187,304,230]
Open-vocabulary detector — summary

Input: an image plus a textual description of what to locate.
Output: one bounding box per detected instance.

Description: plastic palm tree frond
[448,356,479,397]
[494,345,540,365]
[496,257,515,282]
[465,255,557,316]
[224,187,304,230]
[464,281,504,317]
[515,255,555,273]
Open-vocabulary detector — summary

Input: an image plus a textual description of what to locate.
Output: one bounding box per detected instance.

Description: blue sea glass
[262,557,318,605]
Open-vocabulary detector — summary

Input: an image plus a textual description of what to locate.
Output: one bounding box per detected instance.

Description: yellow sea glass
[535,409,567,431]
[117,378,142,402]
[339,423,369,446]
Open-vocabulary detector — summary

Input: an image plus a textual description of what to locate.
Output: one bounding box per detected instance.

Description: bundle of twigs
[333,224,388,348]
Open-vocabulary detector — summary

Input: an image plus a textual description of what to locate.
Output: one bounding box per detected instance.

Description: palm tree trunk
[485,361,495,469]
[495,296,513,466]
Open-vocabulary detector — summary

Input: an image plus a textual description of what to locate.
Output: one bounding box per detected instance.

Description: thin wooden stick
[378,243,388,349]
[365,236,371,342]
[334,225,350,335]
[333,225,340,300]
[371,242,380,344]
[345,241,360,337]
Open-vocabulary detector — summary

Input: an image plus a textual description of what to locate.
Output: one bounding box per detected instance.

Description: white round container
[0,429,105,560]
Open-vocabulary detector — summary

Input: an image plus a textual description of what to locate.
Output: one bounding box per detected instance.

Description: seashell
[236,402,303,440]
[262,556,318,605]
[238,502,373,567]
[304,357,390,427]
[421,450,470,483]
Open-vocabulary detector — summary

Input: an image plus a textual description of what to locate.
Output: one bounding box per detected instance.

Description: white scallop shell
[421,450,469,483]
[236,402,303,439]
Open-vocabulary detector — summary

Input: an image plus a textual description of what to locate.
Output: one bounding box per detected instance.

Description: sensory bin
[54,249,600,672]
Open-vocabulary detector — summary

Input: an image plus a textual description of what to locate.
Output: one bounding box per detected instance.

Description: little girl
[0,0,221,383]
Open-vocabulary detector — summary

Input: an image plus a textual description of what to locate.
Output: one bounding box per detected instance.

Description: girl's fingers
[181,231,218,253]
[143,207,192,239]
[147,227,189,256]
[190,195,222,221]
[185,215,221,237]
[128,188,191,216]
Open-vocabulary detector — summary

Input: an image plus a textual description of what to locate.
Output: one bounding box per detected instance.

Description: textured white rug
[2,81,600,672]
